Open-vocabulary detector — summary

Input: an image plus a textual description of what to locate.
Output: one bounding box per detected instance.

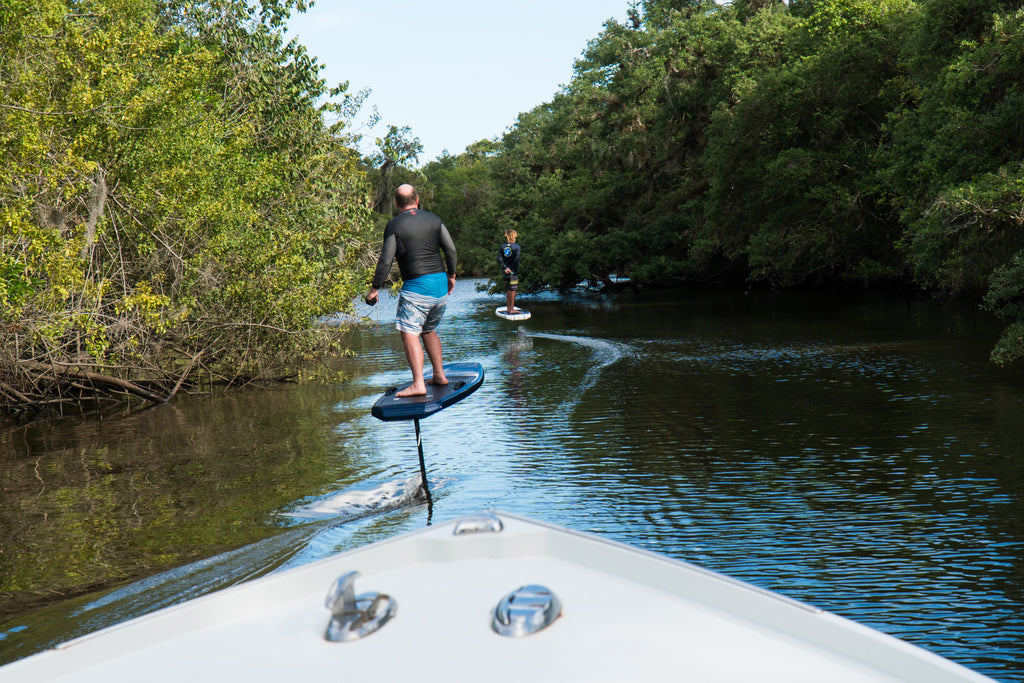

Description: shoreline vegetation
[4,0,1024,420]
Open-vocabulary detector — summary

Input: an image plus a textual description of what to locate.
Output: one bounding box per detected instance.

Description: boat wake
[76,524,320,620]
[528,332,632,412]
[44,477,433,652]
[281,475,426,521]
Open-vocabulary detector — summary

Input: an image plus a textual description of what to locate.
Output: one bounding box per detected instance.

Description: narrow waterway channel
[2,279,1022,680]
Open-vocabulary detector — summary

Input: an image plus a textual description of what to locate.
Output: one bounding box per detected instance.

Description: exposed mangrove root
[0,356,200,420]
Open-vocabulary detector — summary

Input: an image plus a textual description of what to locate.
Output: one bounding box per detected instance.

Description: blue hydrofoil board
[371,362,485,422]
[495,307,531,321]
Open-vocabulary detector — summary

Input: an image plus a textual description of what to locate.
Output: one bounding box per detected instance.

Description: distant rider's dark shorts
[504,275,518,291]
[396,290,447,335]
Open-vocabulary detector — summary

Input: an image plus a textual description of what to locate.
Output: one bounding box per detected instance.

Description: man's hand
[365,287,379,306]
[447,274,456,295]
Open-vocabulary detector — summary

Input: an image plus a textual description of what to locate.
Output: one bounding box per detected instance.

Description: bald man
[366,184,458,397]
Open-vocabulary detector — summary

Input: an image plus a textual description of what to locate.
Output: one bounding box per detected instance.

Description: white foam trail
[78,477,426,620]
[283,475,423,521]
[528,332,631,411]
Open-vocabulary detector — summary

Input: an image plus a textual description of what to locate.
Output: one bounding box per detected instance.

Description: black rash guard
[498,242,520,275]
[371,208,457,289]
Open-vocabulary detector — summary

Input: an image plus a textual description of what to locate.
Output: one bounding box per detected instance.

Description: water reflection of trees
[0,385,371,625]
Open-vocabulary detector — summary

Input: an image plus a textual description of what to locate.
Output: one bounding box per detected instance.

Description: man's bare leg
[421,330,448,386]
[506,289,515,313]
[396,331,427,397]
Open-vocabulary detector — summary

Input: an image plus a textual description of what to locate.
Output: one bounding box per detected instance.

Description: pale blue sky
[286,1,629,164]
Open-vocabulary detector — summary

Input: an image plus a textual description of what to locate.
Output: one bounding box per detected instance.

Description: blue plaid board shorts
[395,290,448,335]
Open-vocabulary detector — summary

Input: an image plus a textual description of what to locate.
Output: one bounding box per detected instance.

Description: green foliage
[368,125,424,215]
[901,165,1024,295]
[985,250,1024,364]
[701,0,912,286]
[415,0,1024,367]
[1,0,377,411]
[901,0,1011,76]
[886,5,1024,307]
[421,141,502,276]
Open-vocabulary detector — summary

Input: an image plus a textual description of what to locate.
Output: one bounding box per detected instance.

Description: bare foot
[427,375,448,386]
[395,384,426,397]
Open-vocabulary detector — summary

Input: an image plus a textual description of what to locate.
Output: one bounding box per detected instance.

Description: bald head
[395,184,418,210]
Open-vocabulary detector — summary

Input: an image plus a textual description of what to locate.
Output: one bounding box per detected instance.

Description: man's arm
[439,224,458,295]
[438,223,457,275]
[366,231,398,304]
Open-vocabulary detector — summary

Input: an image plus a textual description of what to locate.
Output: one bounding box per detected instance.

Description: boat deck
[1,513,993,682]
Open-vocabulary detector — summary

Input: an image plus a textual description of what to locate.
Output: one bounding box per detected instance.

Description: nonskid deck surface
[370,362,484,422]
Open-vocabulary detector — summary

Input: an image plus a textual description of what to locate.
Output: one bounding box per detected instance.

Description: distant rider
[497,229,521,314]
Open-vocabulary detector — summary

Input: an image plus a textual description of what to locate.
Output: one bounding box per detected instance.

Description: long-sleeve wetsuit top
[497,242,521,275]
[372,208,457,292]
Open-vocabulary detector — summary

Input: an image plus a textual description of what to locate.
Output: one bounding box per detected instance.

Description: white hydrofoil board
[496,307,531,321]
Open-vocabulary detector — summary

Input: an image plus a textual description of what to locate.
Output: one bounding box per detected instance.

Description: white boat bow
[0,511,994,682]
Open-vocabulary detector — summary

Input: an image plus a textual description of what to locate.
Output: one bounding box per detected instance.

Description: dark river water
[2,279,1023,680]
